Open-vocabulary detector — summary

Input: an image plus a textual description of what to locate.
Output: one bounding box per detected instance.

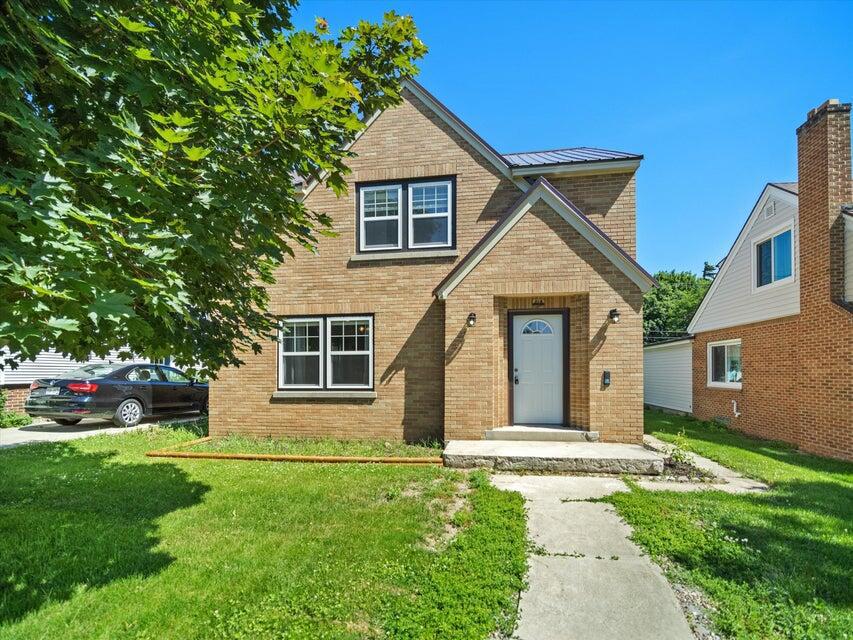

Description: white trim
[326,316,373,389]
[434,180,656,299]
[278,318,324,390]
[687,184,799,334]
[750,221,795,294]
[359,184,403,252]
[643,338,694,351]
[510,159,641,178]
[300,110,382,201]
[706,339,742,390]
[408,180,453,248]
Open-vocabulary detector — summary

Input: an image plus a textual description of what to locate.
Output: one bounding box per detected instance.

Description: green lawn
[187,434,443,458]
[0,423,526,639]
[607,411,853,639]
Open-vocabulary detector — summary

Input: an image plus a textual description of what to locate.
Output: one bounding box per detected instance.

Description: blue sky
[293,1,852,274]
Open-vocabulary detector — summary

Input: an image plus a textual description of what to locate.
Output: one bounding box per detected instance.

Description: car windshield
[61,363,126,379]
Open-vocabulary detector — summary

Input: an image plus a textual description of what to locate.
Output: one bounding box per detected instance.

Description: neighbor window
[707,340,742,389]
[278,315,373,390]
[357,178,454,253]
[755,228,793,288]
[360,185,402,251]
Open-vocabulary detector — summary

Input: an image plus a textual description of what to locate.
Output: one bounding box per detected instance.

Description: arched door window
[521,319,554,335]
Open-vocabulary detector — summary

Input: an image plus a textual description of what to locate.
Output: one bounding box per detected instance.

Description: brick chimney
[796,98,852,308]
[795,99,852,460]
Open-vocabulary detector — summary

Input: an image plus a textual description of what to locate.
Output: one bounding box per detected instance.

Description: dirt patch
[660,559,724,640]
[422,481,471,552]
[660,456,716,482]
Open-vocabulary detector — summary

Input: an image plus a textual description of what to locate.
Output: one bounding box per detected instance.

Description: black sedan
[25,363,208,427]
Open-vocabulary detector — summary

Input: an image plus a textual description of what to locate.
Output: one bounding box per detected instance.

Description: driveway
[492,475,695,640]
[0,416,200,448]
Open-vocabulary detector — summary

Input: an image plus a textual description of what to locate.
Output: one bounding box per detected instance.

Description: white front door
[512,313,564,425]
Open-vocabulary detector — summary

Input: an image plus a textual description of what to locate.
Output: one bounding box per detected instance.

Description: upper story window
[755,226,793,289]
[358,178,454,253]
[409,181,452,248]
[360,185,402,251]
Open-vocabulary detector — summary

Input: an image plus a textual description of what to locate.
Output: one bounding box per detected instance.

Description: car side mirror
[189,379,196,386]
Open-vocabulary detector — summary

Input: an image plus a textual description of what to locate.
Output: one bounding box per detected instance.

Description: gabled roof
[503,147,643,167]
[433,177,657,299]
[686,182,799,334]
[770,181,798,195]
[301,80,642,198]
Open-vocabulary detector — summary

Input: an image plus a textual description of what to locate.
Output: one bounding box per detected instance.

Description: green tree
[643,270,711,340]
[0,1,426,376]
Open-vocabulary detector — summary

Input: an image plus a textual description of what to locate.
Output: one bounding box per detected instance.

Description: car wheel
[200,399,208,415]
[54,417,82,426]
[114,398,144,427]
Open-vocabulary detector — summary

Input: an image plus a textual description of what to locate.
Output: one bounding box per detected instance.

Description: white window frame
[278,318,324,390]
[706,339,742,390]
[751,222,795,293]
[359,184,402,252]
[408,180,453,249]
[326,315,373,389]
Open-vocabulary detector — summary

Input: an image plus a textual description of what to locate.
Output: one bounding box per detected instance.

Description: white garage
[643,338,693,413]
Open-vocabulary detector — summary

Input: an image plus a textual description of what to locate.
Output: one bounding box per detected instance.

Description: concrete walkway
[492,475,695,640]
[0,416,200,448]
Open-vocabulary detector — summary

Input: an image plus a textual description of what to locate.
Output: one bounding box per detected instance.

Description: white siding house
[643,339,693,413]
[688,184,800,334]
[0,349,141,387]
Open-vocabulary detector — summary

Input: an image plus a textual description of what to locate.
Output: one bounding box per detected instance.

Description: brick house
[687,99,853,460]
[211,80,656,443]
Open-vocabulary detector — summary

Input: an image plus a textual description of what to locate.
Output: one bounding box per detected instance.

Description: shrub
[0,389,32,428]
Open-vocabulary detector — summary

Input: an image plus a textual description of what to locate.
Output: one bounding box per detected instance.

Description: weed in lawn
[608,411,853,640]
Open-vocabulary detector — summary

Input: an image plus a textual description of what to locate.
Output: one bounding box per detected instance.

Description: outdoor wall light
[609,308,621,323]
[467,313,477,327]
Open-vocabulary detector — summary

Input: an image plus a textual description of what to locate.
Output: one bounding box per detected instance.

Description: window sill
[707,382,742,391]
[349,249,458,263]
[272,390,377,400]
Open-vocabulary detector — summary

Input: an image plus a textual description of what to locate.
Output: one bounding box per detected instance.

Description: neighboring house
[0,349,143,412]
[685,99,852,460]
[643,337,693,414]
[211,79,656,443]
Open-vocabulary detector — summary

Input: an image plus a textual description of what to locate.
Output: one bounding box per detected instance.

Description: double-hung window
[755,227,793,289]
[358,178,454,252]
[279,319,323,388]
[409,181,453,248]
[360,185,402,251]
[707,339,742,389]
[278,315,373,390]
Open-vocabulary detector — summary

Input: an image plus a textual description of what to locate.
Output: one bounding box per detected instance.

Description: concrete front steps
[443,440,664,475]
[485,425,600,442]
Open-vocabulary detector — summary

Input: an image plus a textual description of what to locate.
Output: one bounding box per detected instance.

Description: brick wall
[211,89,642,443]
[444,200,644,443]
[1,385,29,413]
[693,100,852,461]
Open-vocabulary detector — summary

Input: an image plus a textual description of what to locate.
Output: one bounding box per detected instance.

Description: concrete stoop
[442,440,664,475]
[485,425,600,442]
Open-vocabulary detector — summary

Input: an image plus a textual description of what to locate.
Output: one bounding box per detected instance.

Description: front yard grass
[185,434,443,459]
[607,410,852,639]
[0,423,526,639]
